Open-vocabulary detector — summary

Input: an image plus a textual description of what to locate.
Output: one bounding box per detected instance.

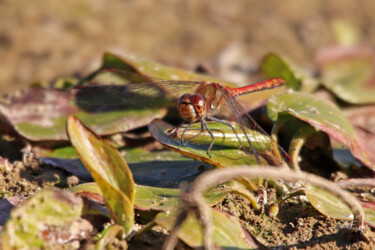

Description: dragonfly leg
[207,116,244,150]
[181,121,205,146]
[179,122,193,149]
[202,119,215,158]
[168,121,185,137]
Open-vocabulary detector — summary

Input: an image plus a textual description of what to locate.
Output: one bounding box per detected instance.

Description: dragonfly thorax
[178,93,207,122]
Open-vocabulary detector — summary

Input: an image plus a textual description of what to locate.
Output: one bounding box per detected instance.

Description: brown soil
[217,192,375,249]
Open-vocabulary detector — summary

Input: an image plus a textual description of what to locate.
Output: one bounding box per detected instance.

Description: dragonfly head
[178,94,207,122]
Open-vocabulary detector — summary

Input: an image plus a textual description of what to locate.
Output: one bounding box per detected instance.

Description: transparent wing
[215,84,288,166]
[72,69,202,111]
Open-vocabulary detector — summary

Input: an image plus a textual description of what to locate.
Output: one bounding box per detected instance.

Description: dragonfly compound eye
[178,94,197,122]
[190,94,207,118]
[178,94,191,105]
[177,94,206,122]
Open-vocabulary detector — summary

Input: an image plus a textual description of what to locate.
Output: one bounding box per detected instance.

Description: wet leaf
[149,118,269,167]
[305,185,375,227]
[261,53,319,92]
[154,208,260,249]
[317,45,375,104]
[267,92,373,168]
[72,182,232,212]
[0,189,92,249]
[67,116,135,235]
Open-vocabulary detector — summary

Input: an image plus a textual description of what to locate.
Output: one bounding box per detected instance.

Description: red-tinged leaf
[66,116,135,235]
[362,201,375,211]
[71,182,105,204]
[267,92,374,169]
[352,126,375,169]
[0,87,166,141]
[344,106,375,134]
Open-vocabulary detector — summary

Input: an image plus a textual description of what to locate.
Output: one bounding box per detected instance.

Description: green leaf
[318,46,375,104]
[305,185,374,226]
[135,185,231,211]
[101,52,235,85]
[148,118,274,167]
[154,208,259,249]
[267,92,372,168]
[42,146,79,159]
[122,148,188,163]
[0,87,167,141]
[67,116,135,235]
[261,53,319,92]
[0,189,85,248]
[72,182,233,212]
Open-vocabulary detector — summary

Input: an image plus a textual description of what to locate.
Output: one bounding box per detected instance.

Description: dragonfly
[73,69,288,166]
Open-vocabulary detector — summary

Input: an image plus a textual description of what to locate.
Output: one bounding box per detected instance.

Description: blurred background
[1,0,375,95]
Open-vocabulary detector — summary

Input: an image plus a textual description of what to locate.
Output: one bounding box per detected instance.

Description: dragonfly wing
[72,81,201,111]
[216,85,288,167]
